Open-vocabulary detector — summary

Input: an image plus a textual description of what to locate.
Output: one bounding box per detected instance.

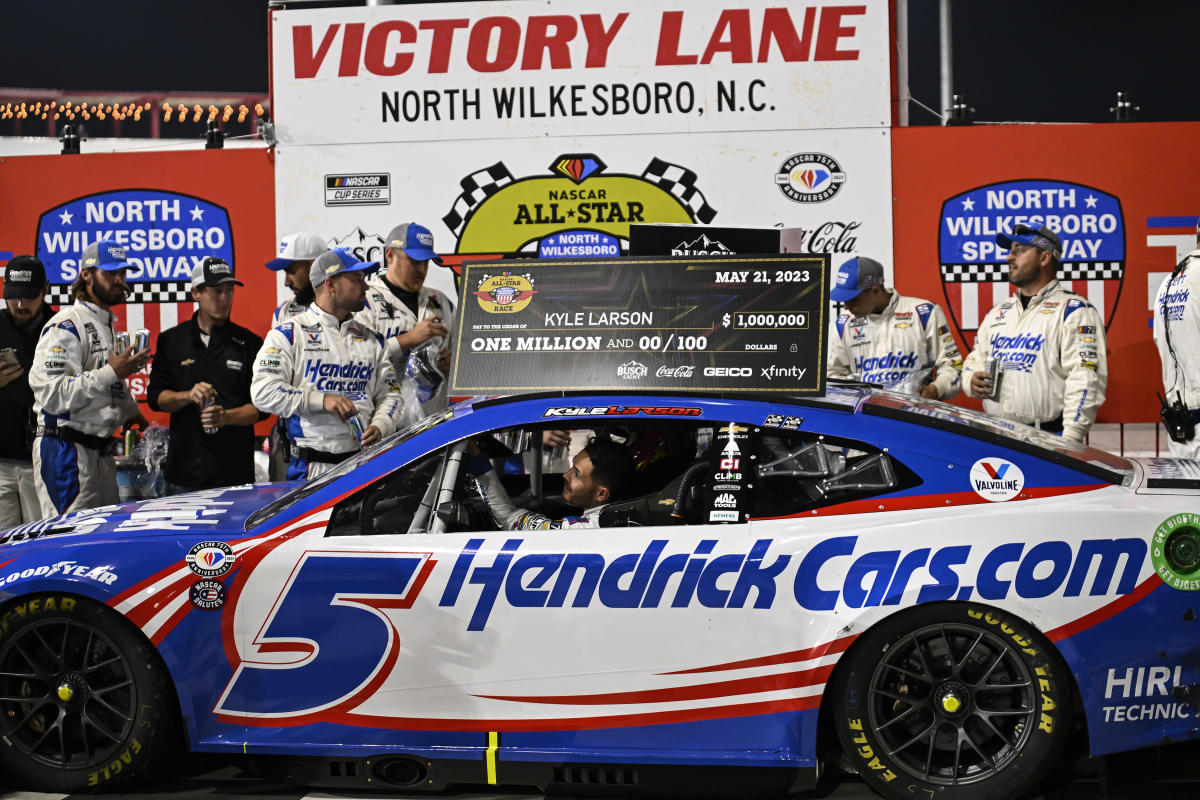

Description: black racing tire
[0,593,180,792]
[831,602,1070,800]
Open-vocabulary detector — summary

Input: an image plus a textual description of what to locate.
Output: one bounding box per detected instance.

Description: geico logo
[704,366,751,377]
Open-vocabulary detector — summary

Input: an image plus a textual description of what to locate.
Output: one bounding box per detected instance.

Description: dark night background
[0,0,1195,133]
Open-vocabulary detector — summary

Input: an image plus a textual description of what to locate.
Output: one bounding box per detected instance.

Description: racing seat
[598,459,706,527]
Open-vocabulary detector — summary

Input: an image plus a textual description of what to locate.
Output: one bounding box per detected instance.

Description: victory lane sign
[450,255,829,394]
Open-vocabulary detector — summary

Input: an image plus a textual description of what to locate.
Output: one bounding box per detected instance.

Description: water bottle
[202,397,218,435]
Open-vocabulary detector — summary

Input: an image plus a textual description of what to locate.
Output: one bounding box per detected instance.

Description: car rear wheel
[831,602,1070,800]
[0,594,179,792]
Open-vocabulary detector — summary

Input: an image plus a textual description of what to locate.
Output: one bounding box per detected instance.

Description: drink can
[202,397,218,435]
[348,417,364,443]
[134,328,151,351]
[984,355,1003,400]
[114,331,130,352]
[124,428,136,456]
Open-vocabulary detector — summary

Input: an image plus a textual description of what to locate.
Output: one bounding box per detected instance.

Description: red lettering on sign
[522,15,577,70]
[420,18,469,73]
[364,20,416,76]
[701,9,753,64]
[655,11,697,65]
[814,5,865,61]
[292,24,340,80]
[758,7,816,62]
[467,16,522,72]
[580,13,628,68]
[339,22,365,77]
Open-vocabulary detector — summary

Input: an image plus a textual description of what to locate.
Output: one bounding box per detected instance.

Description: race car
[0,386,1195,800]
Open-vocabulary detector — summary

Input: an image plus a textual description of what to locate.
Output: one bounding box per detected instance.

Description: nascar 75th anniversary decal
[450,255,830,394]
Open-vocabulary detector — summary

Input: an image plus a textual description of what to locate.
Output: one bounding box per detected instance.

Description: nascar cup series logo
[939,180,1126,345]
[473,272,536,313]
[775,152,846,203]
[969,458,1025,502]
[442,154,716,256]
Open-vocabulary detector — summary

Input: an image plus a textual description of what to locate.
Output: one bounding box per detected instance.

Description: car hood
[0,483,299,546]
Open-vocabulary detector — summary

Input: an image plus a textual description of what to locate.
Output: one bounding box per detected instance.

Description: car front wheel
[0,594,179,792]
[832,602,1070,800]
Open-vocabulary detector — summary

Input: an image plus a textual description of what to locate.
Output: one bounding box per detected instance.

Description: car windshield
[244,408,456,530]
[864,389,1135,482]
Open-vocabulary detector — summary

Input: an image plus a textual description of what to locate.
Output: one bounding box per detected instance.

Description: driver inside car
[466,436,633,530]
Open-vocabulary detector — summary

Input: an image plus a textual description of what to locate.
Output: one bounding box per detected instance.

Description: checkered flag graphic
[47,281,192,306]
[941,261,1124,283]
[442,162,515,238]
[641,158,717,223]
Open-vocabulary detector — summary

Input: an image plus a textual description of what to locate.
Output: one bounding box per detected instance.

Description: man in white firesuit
[827,256,963,400]
[266,231,326,324]
[29,239,149,515]
[252,248,403,480]
[355,223,454,414]
[963,223,1107,443]
[1152,220,1200,458]
[467,436,634,530]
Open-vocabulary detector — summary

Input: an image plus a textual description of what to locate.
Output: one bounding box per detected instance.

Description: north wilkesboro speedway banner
[450,255,830,394]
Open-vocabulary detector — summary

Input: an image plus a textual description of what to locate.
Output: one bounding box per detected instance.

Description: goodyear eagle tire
[831,602,1070,800]
[0,594,179,792]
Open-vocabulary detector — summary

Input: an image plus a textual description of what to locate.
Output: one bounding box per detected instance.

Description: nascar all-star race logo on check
[473,271,536,314]
[442,154,716,256]
[938,180,1126,346]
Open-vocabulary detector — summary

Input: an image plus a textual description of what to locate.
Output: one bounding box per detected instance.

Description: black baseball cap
[190,257,244,289]
[3,255,47,300]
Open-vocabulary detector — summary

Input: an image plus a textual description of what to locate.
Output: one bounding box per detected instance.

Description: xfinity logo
[704,366,751,377]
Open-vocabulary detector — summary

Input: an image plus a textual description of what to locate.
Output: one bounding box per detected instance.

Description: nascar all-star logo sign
[442,154,716,256]
[473,271,536,314]
[939,180,1125,347]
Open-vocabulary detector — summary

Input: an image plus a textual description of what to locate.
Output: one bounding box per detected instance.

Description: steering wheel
[671,459,710,524]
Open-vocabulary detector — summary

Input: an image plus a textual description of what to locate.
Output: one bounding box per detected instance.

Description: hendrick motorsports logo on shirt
[775,152,846,203]
[970,458,1025,502]
[324,173,391,207]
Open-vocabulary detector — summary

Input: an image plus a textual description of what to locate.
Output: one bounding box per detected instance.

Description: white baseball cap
[265,232,327,271]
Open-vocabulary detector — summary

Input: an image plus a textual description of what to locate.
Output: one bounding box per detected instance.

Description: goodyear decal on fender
[439,536,1149,631]
[442,154,716,255]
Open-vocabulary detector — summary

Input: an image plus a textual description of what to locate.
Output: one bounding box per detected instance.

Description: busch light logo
[37,190,234,284]
[938,180,1125,346]
[539,231,619,259]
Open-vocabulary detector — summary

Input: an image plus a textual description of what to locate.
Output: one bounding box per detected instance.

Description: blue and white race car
[0,386,1195,800]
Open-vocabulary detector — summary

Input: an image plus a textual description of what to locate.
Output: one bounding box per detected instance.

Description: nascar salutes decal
[442,154,715,255]
[1151,514,1200,590]
[190,579,226,610]
[186,541,235,578]
[970,458,1025,502]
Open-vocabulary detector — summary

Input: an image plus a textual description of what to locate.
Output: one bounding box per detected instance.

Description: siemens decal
[440,536,1147,631]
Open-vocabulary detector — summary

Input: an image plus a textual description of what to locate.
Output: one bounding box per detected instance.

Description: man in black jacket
[0,256,53,527]
[148,257,265,494]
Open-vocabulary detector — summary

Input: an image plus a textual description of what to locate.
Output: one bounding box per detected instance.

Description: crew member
[252,248,403,480]
[0,255,54,526]
[30,239,148,515]
[148,257,265,494]
[355,222,453,413]
[963,224,1107,443]
[266,231,325,324]
[1152,220,1200,458]
[468,437,633,530]
[827,256,963,399]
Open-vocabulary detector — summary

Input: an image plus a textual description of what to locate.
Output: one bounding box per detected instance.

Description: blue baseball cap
[385,222,443,264]
[309,248,380,288]
[996,223,1063,258]
[830,256,885,302]
[80,238,134,272]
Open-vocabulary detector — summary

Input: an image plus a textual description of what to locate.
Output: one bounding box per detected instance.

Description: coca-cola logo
[656,365,695,378]
[787,221,861,254]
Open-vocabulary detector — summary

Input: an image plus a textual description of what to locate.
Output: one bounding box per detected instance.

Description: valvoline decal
[439,535,1148,631]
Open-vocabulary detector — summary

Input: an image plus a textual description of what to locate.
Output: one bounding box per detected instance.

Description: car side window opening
[326,421,918,536]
